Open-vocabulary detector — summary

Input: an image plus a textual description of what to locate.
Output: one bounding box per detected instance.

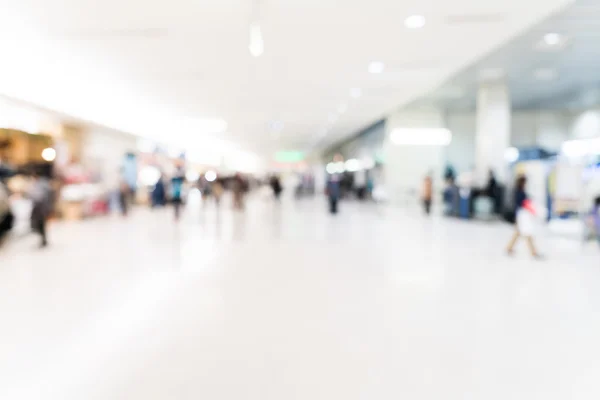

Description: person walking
[212,179,224,207]
[506,175,542,258]
[0,180,13,245]
[421,175,433,215]
[171,171,185,221]
[151,175,166,208]
[232,173,246,210]
[593,195,600,248]
[270,175,283,200]
[118,180,131,217]
[326,175,341,214]
[28,172,52,248]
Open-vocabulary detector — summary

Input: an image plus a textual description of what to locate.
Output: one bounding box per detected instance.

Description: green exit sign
[275,151,305,163]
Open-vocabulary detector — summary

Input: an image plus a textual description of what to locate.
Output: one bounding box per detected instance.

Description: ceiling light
[533,68,557,81]
[405,15,426,29]
[536,33,568,51]
[368,61,385,74]
[249,23,264,57]
[337,104,348,114]
[544,33,561,46]
[41,147,56,162]
[205,170,217,182]
[350,88,362,98]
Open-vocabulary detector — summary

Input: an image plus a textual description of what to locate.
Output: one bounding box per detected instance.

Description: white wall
[569,109,600,140]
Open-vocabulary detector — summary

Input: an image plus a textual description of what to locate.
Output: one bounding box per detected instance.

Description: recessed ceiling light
[536,32,568,51]
[405,15,426,29]
[544,33,561,46]
[249,23,264,57]
[533,68,557,80]
[338,103,348,114]
[368,61,385,74]
[350,88,362,98]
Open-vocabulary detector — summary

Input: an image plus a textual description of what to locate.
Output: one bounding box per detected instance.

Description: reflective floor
[1,195,599,399]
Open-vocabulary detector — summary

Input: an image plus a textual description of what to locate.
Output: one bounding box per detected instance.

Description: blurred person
[200,175,212,198]
[421,175,433,215]
[270,175,283,200]
[28,172,52,248]
[0,180,13,245]
[151,174,166,208]
[118,180,130,217]
[485,169,501,215]
[171,169,185,221]
[366,174,374,200]
[326,175,341,214]
[486,169,498,198]
[212,179,224,207]
[443,176,458,216]
[594,195,600,248]
[506,176,542,258]
[232,173,246,210]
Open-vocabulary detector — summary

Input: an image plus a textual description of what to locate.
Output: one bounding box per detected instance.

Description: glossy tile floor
[1,195,599,400]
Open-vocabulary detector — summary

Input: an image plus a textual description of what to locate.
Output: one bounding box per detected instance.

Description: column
[475,82,511,184]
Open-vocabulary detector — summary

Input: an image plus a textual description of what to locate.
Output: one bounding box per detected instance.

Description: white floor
[1,196,599,400]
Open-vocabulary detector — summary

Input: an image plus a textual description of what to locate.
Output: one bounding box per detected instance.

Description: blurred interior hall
[1,0,600,398]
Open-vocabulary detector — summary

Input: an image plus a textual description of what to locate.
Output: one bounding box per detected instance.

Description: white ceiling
[409,0,600,112]
[0,0,572,158]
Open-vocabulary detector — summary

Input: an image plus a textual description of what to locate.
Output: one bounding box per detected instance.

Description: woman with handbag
[506,176,542,258]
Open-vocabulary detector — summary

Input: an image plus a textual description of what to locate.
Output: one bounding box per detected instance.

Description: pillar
[475,82,511,184]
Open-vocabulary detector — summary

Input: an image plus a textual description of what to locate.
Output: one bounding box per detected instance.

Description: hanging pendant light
[249,22,264,57]
[249,0,264,57]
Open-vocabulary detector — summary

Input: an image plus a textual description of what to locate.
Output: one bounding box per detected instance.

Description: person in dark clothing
[152,175,166,208]
[28,173,52,248]
[171,173,185,221]
[0,181,12,245]
[270,175,283,200]
[486,170,498,197]
[593,196,600,248]
[506,176,541,258]
[118,181,130,217]
[327,176,341,214]
[486,169,501,214]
